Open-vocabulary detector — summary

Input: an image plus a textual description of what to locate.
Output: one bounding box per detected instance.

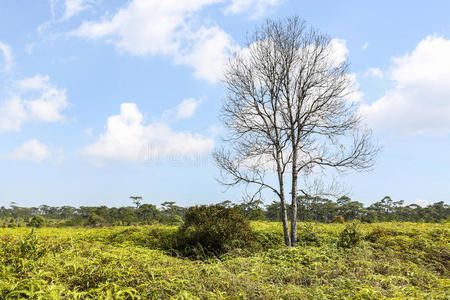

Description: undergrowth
[0,222,448,299]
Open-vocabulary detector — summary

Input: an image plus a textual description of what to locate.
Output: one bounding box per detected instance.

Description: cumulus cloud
[0,74,69,132]
[329,39,349,67]
[224,0,281,18]
[162,98,203,120]
[62,0,95,20]
[358,36,450,135]
[71,0,237,82]
[345,73,364,103]
[328,39,363,102]
[175,98,203,120]
[82,103,214,163]
[175,26,237,82]
[364,67,383,78]
[236,37,362,103]
[9,139,50,162]
[0,41,13,72]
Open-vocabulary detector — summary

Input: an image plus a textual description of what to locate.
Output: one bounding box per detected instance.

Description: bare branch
[214,16,380,247]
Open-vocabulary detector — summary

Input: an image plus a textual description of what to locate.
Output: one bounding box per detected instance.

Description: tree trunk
[278,175,291,246]
[290,149,298,246]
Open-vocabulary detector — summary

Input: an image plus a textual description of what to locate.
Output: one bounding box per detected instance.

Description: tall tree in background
[130,196,143,208]
[215,17,379,246]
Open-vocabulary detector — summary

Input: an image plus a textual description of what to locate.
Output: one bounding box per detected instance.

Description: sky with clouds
[0,0,449,208]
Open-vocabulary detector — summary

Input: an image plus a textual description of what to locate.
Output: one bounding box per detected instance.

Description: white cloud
[82,103,214,163]
[345,73,364,103]
[364,67,383,78]
[9,139,50,162]
[224,0,281,18]
[63,0,94,20]
[0,97,27,132]
[0,75,69,132]
[175,26,238,82]
[361,42,369,51]
[162,98,204,120]
[358,36,450,135]
[71,0,236,82]
[17,75,69,123]
[175,98,203,120]
[237,38,361,103]
[328,39,363,103]
[314,39,362,102]
[329,38,349,67]
[0,41,13,72]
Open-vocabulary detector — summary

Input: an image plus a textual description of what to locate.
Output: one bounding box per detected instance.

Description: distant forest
[1,196,448,228]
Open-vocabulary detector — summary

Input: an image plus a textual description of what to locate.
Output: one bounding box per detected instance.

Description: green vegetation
[1,196,448,228]
[176,205,257,258]
[0,222,448,299]
[27,215,46,228]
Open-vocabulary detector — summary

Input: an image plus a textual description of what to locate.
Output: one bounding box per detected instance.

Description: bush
[1,230,47,270]
[332,215,345,223]
[298,223,321,246]
[365,226,390,243]
[27,215,46,228]
[176,204,257,258]
[337,221,362,248]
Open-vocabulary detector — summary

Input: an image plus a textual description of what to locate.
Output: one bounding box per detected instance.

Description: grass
[0,222,448,299]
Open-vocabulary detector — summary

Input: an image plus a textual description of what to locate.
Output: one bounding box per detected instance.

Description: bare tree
[214,17,380,247]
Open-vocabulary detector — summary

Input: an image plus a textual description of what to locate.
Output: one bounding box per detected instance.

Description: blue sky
[0,0,449,208]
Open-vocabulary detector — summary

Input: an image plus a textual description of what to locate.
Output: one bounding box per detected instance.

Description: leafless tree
[214,17,380,247]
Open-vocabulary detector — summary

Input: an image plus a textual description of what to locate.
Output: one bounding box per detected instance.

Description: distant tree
[217,200,234,208]
[136,204,161,224]
[10,202,25,226]
[58,206,77,219]
[118,207,136,225]
[86,214,108,227]
[336,196,365,221]
[27,215,46,228]
[161,202,185,225]
[298,196,338,222]
[368,196,397,221]
[130,196,143,208]
[265,201,282,221]
[238,190,265,220]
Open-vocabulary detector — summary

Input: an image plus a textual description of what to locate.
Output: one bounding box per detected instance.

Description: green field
[0,222,448,299]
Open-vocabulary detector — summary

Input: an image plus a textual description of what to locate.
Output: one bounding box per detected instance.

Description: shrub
[365,226,390,243]
[27,215,46,228]
[1,230,47,270]
[7,223,17,228]
[298,223,321,246]
[337,221,362,248]
[332,215,345,223]
[176,204,257,258]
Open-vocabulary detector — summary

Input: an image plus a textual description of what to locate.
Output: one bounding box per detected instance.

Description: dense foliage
[176,205,257,257]
[1,196,448,228]
[27,215,46,228]
[0,222,448,299]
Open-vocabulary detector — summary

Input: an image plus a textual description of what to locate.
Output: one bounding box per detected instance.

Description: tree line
[1,196,448,228]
